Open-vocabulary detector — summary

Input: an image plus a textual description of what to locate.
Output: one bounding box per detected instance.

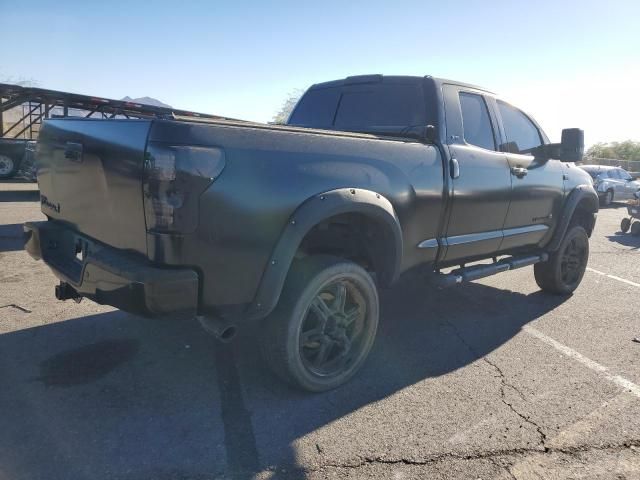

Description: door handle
[511,166,528,178]
[450,158,460,179]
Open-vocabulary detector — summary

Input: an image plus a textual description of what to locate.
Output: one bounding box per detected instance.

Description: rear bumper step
[24,221,199,319]
[436,253,549,288]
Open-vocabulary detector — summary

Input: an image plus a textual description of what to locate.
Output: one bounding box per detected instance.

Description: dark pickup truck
[25,75,598,391]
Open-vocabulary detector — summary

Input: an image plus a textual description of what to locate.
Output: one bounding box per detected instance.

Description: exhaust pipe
[197,315,238,343]
[55,282,82,303]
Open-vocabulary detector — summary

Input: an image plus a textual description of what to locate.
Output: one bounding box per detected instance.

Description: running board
[435,253,549,288]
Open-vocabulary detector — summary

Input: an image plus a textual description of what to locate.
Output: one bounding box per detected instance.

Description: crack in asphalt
[489,456,517,480]
[305,440,640,474]
[0,304,31,313]
[481,354,548,450]
[441,319,548,450]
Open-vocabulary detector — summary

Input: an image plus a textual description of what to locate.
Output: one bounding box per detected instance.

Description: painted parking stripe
[524,326,640,399]
[586,267,640,288]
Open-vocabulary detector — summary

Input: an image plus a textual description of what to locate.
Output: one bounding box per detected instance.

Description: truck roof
[308,75,494,95]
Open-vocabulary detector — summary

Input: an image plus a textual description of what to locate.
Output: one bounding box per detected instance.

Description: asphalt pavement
[1,181,639,480]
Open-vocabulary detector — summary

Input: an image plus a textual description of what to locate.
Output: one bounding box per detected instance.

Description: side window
[497,100,543,154]
[619,169,632,181]
[458,92,495,151]
[609,170,620,179]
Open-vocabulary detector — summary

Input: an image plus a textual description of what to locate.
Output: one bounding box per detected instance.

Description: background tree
[271,88,304,124]
[586,140,640,160]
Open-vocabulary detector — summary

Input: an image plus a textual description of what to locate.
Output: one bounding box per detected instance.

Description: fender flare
[545,184,599,252]
[246,188,403,320]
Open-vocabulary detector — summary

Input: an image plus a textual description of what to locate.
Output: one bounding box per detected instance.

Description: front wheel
[262,256,379,392]
[535,225,589,295]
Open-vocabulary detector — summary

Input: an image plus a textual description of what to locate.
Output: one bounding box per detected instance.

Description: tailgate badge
[40,195,61,213]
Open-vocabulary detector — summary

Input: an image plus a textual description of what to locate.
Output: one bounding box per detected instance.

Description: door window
[497,100,543,154]
[459,92,495,151]
[619,169,632,181]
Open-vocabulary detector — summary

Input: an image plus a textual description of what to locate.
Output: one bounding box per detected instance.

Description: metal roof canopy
[0,83,228,139]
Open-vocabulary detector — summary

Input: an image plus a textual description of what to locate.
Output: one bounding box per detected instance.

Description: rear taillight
[143,144,226,233]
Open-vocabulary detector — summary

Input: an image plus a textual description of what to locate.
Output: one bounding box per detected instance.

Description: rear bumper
[24,221,199,319]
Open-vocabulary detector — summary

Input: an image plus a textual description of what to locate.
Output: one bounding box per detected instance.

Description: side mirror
[560,128,584,162]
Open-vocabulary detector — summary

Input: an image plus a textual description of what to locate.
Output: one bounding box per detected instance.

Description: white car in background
[578,165,640,206]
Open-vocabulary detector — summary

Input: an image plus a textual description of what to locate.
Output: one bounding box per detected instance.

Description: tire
[535,225,589,295]
[601,189,613,207]
[621,217,631,233]
[0,154,19,179]
[262,255,379,392]
[632,222,640,237]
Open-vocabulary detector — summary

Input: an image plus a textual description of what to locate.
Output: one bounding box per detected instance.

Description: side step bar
[435,253,549,288]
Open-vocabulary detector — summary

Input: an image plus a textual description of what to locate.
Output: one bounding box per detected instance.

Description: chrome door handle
[450,158,460,179]
[511,166,528,178]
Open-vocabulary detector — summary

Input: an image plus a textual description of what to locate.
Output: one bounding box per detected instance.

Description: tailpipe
[55,282,82,303]
[197,315,238,343]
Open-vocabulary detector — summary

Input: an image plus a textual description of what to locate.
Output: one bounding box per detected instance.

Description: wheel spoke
[342,306,362,328]
[313,339,332,367]
[310,296,333,323]
[301,327,324,347]
[333,282,347,313]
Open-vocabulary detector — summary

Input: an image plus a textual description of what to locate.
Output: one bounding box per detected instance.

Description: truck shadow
[0,189,39,202]
[0,276,565,479]
[0,223,26,252]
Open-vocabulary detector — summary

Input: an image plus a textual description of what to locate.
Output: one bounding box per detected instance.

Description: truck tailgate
[36,119,151,254]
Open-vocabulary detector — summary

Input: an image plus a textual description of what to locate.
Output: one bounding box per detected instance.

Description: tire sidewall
[551,226,589,294]
[0,155,17,179]
[282,260,379,392]
[621,218,631,233]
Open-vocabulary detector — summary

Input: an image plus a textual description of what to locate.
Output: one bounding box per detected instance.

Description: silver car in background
[578,165,640,206]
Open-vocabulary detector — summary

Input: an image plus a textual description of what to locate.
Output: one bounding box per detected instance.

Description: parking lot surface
[1,181,639,480]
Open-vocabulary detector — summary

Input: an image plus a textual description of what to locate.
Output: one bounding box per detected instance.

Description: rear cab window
[286,88,340,128]
[288,78,427,134]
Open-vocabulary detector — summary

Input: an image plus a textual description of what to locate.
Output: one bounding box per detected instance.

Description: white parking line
[586,267,640,288]
[524,326,640,399]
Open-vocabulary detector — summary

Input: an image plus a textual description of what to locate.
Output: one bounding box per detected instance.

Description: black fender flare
[246,188,403,320]
[545,184,599,252]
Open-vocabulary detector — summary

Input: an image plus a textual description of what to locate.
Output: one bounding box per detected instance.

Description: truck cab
[288,75,590,265]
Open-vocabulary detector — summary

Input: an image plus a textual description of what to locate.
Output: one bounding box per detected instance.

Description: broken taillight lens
[143,144,226,233]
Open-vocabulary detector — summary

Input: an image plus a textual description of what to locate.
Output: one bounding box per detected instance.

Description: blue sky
[1,0,639,145]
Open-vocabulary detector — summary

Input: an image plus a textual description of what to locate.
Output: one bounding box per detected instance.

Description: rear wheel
[262,256,379,392]
[0,155,18,179]
[601,189,613,207]
[632,222,640,237]
[621,217,631,233]
[535,225,589,295]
